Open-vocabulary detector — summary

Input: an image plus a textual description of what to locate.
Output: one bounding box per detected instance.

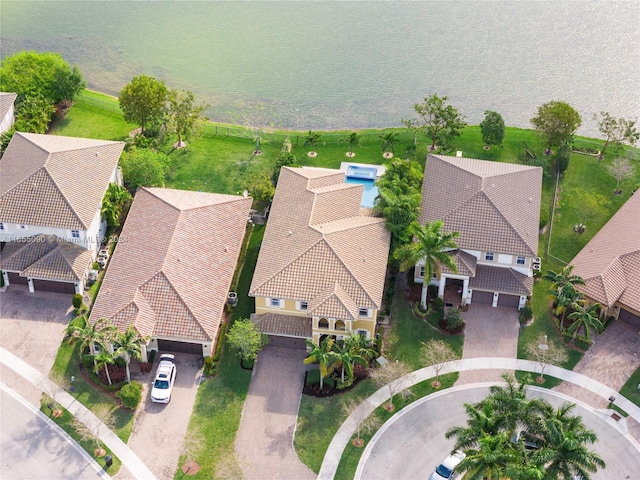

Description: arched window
[335,320,346,331]
[318,318,329,329]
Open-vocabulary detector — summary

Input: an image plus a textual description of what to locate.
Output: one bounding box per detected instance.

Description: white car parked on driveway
[150,354,176,403]
[429,451,465,480]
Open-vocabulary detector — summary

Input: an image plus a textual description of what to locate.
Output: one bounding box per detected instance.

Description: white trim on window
[419,266,425,278]
[268,297,283,308]
[516,256,526,265]
[485,252,494,261]
[71,230,80,238]
[0,222,4,231]
[357,329,369,339]
[358,308,369,318]
[297,300,308,311]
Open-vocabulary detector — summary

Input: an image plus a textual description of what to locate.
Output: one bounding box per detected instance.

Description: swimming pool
[345,177,379,208]
[346,165,378,180]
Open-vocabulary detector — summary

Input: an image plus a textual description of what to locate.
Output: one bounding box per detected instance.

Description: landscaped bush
[440,307,465,334]
[82,354,95,369]
[116,381,142,410]
[203,355,217,376]
[72,293,84,310]
[147,349,157,363]
[518,305,533,325]
[412,301,429,319]
[98,364,126,385]
[114,356,126,368]
[433,297,444,310]
[305,369,322,386]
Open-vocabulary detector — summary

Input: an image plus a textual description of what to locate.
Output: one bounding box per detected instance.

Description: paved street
[356,385,640,480]
[0,384,108,479]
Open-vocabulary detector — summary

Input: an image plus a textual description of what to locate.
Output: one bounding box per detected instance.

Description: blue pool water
[345,178,378,208]
[346,165,378,180]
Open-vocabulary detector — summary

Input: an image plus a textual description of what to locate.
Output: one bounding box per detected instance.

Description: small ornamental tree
[525,335,568,383]
[303,130,322,155]
[271,146,298,186]
[341,398,382,448]
[116,381,143,410]
[594,111,640,160]
[226,318,268,367]
[420,339,458,388]
[342,131,361,156]
[607,156,634,194]
[165,89,209,148]
[479,110,506,148]
[72,404,116,457]
[245,173,275,214]
[119,75,168,135]
[42,371,70,418]
[369,360,413,411]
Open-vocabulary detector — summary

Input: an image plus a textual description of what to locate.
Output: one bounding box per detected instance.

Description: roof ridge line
[324,238,377,307]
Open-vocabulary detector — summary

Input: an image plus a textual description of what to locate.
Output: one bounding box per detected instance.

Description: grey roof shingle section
[0,132,124,229]
[420,155,542,257]
[89,187,252,342]
[0,234,91,282]
[570,192,640,310]
[250,313,313,338]
[469,264,533,295]
[441,249,477,276]
[249,167,390,319]
[0,93,17,122]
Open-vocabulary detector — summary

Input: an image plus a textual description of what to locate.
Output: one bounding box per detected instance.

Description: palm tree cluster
[446,375,605,480]
[67,316,149,384]
[304,334,377,390]
[545,265,604,342]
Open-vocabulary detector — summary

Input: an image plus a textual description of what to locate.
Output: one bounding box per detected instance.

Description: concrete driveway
[356,385,640,480]
[123,353,204,480]
[456,304,520,384]
[0,286,73,406]
[235,336,315,480]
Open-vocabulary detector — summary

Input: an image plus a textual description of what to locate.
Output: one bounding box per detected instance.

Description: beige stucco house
[0,132,124,293]
[249,166,390,344]
[416,154,542,309]
[570,191,640,328]
[89,187,252,358]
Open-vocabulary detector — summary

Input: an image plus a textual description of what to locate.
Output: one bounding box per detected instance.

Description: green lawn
[620,365,640,408]
[172,225,264,479]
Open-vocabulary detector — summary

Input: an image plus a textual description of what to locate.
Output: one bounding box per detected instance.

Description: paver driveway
[456,303,520,384]
[235,336,315,480]
[0,285,73,406]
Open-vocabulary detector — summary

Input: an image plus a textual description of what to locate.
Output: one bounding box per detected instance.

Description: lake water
[1,1,638,136]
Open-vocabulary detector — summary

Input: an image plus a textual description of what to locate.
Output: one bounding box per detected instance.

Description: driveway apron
[456,304,520,384]
[235,337,315,480]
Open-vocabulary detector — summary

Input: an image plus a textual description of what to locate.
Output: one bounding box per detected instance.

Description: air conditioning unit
[533,257,541,264]
[532,264,541,271]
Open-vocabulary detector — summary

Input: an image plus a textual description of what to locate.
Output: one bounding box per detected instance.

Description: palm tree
[455,431,519,480]
[566,301,603,342]
[304,337,339,390]
[343,132,361,156]
[553,283,584,331]
[101,183,132,227]
[67,316,116,361]
[373,186,422,250]
[303,130,321,154]
[446,399,504,451]
[379,132,399,155]
[544,265,585,292]
[394,221,460,309]
[332,341,355,383]
[537,402,605,479]
[93,350,115,386]
[333,334,371,383]
[114,325,149,383]
[346,333,377,365]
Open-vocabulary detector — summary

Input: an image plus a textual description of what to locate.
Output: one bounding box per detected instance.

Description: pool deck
[339,161,386,179]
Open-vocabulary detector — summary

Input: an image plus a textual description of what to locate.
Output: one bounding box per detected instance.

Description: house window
[19,224,27,230]
[419,266,425,278]
[516,256,526,265]
[318,318,329,329]
[269,298,282,308]
[299,301,308,310]
[485,252,494,261]
[358,308,369,317]
[0,223,4,231]
[71,230,80,238]
[335,320,346,331]
[357,329,368,339]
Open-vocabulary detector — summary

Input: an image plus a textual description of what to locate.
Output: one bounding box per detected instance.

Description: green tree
[455,431,518,480]
[566,301,603,342]
[480,110,506,148]
[379,132,400,155]
[114,325,149,383]
[544,265,586,330]
[271,146,298,186]
[342,131,361,156]
[93,350,115,386]
[66,317,116,360]
[303,130,322,154]
[554,143,572,174]
[394,221,459,309]
[13,95,56,134]
[0,51,85,105]
[245,173,275,213]
[402,93,467,151]
[537,403,606,479]
[165,89,209,148]
[226,318,268,366]
[101,183,132,227]
[119,75,168,135]
[120,148,171,192]
[368,360,413,411]
[446,399,504,451]
[530,100,582,153]
[376,158,423,193]
[594,111,640,160]
[303,337,339,390]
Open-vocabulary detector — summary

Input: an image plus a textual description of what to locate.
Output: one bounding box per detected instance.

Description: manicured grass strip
[620,364,640,408]
[173,225,264,479]
[38,398,122,475]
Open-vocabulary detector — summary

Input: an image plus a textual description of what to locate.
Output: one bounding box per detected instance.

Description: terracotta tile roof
[89,187,252,342]
[570,192,640,310]
[441,249,477,277]
[469,264,533,295]
[250,167,390,317]
[419,155,542,257]
[0,93,17,122]
[0,132,124,229]
[0,234,91,282]
[250,313,313,338]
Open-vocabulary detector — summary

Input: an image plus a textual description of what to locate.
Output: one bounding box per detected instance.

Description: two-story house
[570,191,640,328]
[0,92,17,134]
[416,154,542,309]
[89,187,252,358]
[249,166,390,344]
[0,132,124,293]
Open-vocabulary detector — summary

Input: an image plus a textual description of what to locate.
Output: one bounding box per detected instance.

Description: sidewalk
[0,347,156,480]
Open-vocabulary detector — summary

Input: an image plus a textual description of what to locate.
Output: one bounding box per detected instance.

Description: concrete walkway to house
[0,347,156,480]
[235,337,315,480]
[317,357,640,480]
[456,304,520,384]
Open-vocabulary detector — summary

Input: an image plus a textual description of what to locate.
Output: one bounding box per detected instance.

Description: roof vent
[528,197,533,203]
[288,230,292,236]
[224,246,228,253]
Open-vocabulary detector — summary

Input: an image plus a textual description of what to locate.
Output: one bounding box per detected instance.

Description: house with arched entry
[415,154,542,310]
[249,167,390,345]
